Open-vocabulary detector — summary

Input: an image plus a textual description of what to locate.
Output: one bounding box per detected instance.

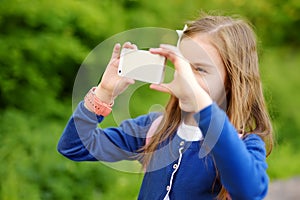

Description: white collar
[177,122,203,141]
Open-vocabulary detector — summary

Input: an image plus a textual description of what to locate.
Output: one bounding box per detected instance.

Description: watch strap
[84,87,113,116]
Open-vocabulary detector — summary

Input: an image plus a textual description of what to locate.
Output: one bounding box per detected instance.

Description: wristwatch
[84,87,113,116]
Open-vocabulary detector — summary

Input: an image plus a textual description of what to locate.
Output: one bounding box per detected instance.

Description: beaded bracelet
[84,87,113,116]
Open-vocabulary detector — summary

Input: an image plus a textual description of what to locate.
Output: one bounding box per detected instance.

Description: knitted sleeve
[57,101,159,162]
[194,103,268,200]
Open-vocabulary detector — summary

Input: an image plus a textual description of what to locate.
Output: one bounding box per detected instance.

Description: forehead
[179,35,226,75]
[179,36,218,65]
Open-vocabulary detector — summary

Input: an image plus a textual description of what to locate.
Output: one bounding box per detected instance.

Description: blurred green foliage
[0,0,300,199]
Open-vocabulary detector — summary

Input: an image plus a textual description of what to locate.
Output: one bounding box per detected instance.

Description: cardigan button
[166,185,171,191]
[179,141,185,146]
[173,164,178,169]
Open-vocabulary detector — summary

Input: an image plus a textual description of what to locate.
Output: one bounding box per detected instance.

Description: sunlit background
[1,0,299,199]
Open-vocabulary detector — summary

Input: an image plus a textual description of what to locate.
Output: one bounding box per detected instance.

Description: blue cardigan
[57,102,269,200]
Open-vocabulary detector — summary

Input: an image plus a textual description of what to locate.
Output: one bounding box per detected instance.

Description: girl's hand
[95,42,136,104]
[149,44,212,112]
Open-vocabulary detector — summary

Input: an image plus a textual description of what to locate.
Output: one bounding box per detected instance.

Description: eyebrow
[191,61,216,68]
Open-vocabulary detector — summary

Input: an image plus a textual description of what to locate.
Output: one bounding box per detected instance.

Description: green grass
[260,46,300,180]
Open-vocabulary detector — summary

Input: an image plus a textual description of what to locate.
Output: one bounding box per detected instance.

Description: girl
[58,13,273,200]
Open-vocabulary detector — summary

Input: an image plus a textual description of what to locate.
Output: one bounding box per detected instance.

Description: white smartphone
[118,48,166,84]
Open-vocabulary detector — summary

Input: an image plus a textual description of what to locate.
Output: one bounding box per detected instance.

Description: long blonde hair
[140,13,273,200]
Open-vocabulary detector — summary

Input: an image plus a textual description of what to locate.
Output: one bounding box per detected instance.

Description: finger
[150,83,172,94]
[111,43,121,60]
[150,45,183,62]
[160,44,179,53]
[149,47,173,62]
[110,42,137,68]
[110,58,120,68]
[122,41,138,50]
[123,77,135,85]
[131,43,138,50]
[150,47,189,72]
[159,44,186,64]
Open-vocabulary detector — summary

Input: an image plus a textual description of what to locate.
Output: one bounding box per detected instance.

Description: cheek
[197,74,226,104]
[196,76,209,94]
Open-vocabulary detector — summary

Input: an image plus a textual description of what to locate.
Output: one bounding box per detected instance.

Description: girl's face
[179,34,227,106]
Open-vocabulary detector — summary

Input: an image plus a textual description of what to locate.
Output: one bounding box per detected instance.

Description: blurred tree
[0,0,126,115]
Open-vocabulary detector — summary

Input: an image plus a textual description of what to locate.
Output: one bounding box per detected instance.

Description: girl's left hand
[149,44,212,112]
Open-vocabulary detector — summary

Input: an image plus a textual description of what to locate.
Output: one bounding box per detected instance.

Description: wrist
[95,85,114,105]
[180,90,212,113]
[84,87,113,116]
[195,91,213,112]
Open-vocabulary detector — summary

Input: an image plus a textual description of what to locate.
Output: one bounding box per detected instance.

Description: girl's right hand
[94,42,137,104]
[149,44,212,112]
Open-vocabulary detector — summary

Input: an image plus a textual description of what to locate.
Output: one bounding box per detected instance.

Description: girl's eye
[191,64,208,74]
[196,68,206,73]
[193,66,207,74]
